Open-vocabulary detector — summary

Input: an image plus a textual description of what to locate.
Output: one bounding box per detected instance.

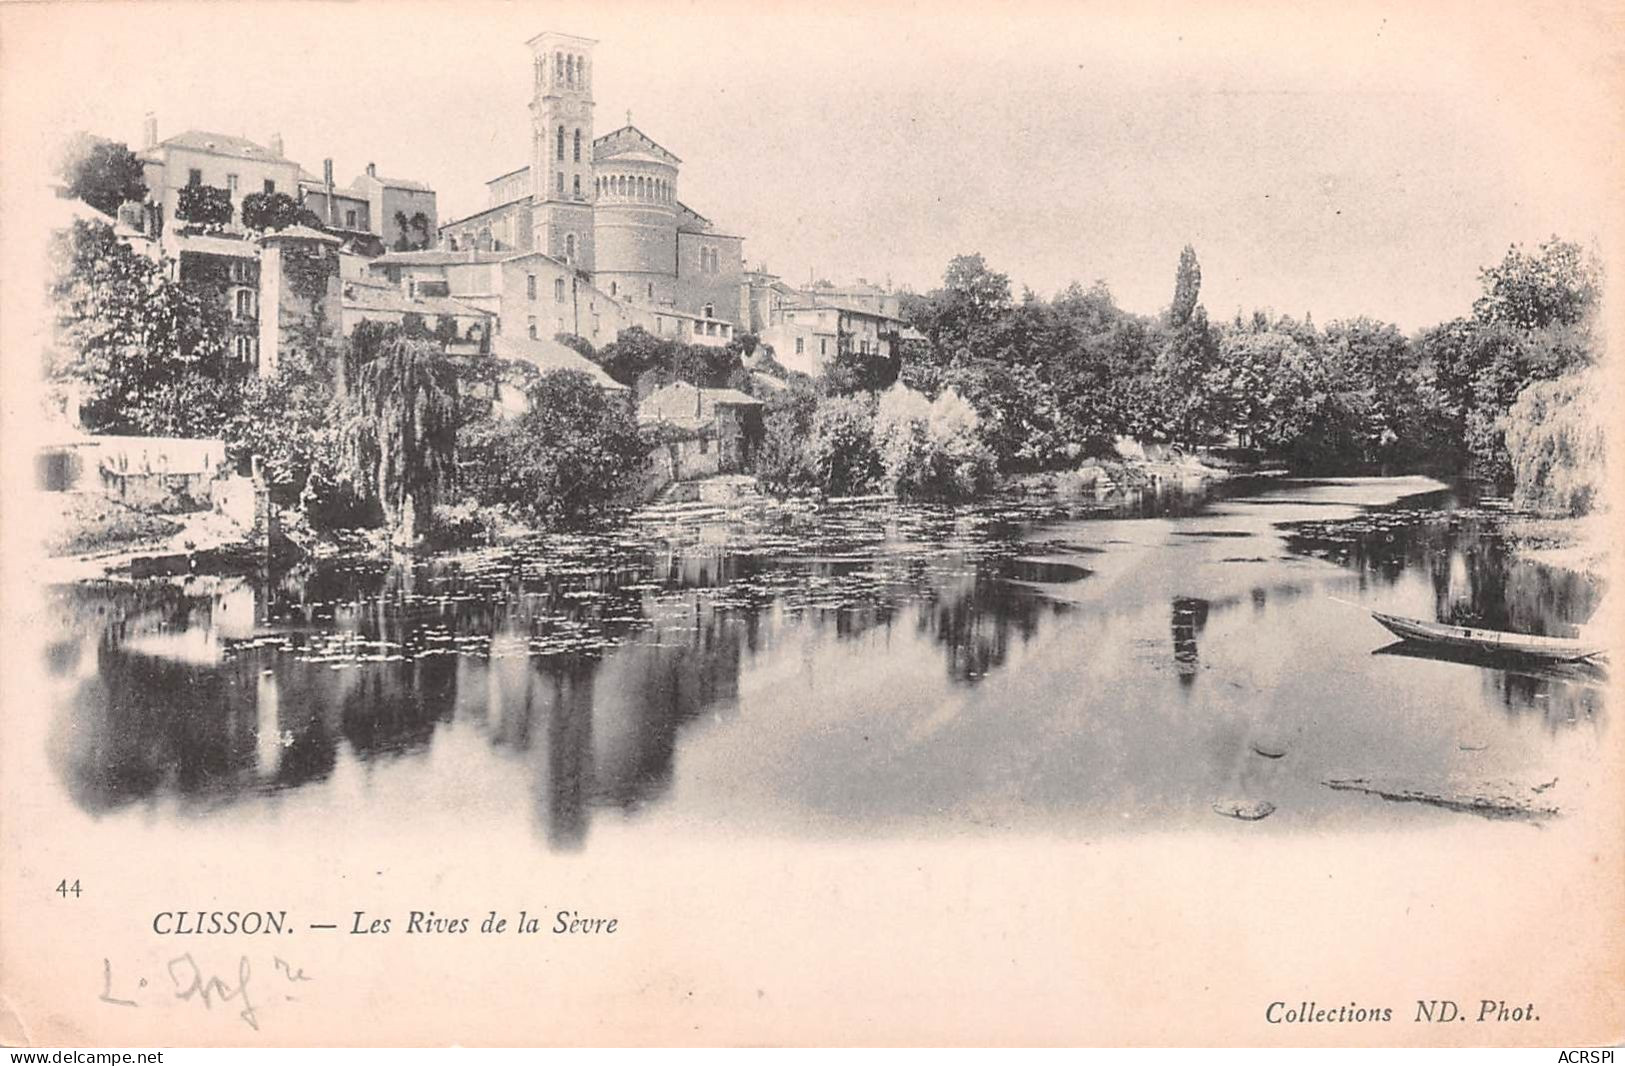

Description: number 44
[56,879,81,898]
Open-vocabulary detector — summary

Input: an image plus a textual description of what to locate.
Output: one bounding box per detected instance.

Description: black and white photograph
[1,0,1620,1049]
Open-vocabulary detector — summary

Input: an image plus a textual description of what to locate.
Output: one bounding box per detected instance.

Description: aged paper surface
[2,0,1622,1047]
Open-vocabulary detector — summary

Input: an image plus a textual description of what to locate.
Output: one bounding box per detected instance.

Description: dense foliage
[48,219,241,436]
[339,335,460,532]
[57,134,148,218]
[891,239,1603,490]
[1504,370,1606,516]
[242,191,321,233]
[175,184,232,227]
[458,369,649,526]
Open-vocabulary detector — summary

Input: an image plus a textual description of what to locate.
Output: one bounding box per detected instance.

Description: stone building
[637,383,764,478]
[136,114,435,248]
[438,31,745,333]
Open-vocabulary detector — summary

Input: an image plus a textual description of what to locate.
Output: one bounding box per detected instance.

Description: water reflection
[45,479,1609,846]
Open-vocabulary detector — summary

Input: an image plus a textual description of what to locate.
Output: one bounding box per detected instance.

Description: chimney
[366,162,377,178]
[269,132,284,157]
[142,112,157,150]
[322,159,335,225]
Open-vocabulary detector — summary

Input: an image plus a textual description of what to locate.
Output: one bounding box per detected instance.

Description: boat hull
[1370,610,1607,662]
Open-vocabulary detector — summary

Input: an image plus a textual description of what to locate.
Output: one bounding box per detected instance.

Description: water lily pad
[1213,799,1276,821]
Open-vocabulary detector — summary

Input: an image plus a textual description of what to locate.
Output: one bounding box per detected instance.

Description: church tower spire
[527,31,597,271]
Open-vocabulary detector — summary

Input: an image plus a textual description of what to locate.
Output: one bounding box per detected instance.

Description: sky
[3,0,1619,331]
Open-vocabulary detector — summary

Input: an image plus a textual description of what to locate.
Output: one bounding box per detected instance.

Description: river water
[39,476,1609,851]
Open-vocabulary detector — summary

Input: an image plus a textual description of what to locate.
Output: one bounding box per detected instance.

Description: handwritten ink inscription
[100,953,312,1031]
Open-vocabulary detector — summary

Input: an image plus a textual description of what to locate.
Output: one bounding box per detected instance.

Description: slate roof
[155,130,286,161]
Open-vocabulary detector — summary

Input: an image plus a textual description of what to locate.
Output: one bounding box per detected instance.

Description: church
[438,31,746,327]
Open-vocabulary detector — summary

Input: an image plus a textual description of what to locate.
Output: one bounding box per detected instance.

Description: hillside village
[39,28,1604,571]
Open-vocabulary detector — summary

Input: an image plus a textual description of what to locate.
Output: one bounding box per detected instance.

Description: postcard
[1,0,1620,1047]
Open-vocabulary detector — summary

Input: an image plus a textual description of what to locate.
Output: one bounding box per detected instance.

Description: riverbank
[41,454,1247,581]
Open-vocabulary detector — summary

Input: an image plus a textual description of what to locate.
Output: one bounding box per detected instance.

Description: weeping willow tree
[340,334,459,540]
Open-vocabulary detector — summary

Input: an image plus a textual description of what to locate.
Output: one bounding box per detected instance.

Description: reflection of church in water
[48,534,1100,849]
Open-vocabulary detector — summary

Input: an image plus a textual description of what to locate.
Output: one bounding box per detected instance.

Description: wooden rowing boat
[1369,610,1608,662]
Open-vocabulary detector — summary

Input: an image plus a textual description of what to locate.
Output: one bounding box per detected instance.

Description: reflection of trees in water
[1284,510,1602,634]
[915,573,1061,685]
[1170,596,1209,687]
[54,508,1082,842]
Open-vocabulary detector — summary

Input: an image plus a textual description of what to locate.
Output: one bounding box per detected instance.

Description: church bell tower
[528,31,597,271]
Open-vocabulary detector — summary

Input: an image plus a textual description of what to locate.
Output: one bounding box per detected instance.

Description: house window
[188,169,203,186]
[227,174,239,195]
[565,233,576,261]
[528,316,537,339]
[264,179,275,195]
[235,289,253,319]
[795,337,805,355]
[572,174,581,198]
[703,303,714,319]
[527,274,537,299]
[610,281,617,296]
[235,334,256,362]
[698,436,709,454]
[554,277,565,303]
[345,209,357,228]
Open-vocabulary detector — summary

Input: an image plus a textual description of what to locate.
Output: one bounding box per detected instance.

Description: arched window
[566,55,574,86]
[555,52,563,80]
[619,175,627,196]
[556,125,565,161]
[565,233,576,261]
[573,129,581,162]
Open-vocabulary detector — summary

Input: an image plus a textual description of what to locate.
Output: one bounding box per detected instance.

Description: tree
[340,335,459,537]
[242,191,321,232]
[48,218,238,436]
[809,394,882,495]
[755,376,821,495]
[1169,244,1202,327]
[392,210,432,251]
[175,184,232,228]
[1473,238,1602,331]
[1503,369,1606,516]
[223,321,342,506]
[460,370,648,526]
[57,133,147,217]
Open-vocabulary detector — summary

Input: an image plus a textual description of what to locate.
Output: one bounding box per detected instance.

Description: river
[39,475,1609,852]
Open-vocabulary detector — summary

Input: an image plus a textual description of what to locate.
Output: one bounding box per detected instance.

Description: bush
[176,184,232,227]
[873,384,996,500]
[459,370,648,526]
[755,377,820,495]
[810,394,882,496]
[1504,369,1607,516]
